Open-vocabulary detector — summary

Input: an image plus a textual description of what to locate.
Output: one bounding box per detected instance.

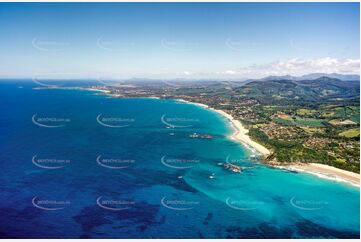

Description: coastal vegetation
[87,76,360,172]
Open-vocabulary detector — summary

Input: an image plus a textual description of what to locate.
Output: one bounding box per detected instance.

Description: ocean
[0,80,359,239]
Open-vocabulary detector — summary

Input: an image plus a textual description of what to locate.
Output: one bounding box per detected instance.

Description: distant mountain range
[237,76,360,105]
[253,73,360,82]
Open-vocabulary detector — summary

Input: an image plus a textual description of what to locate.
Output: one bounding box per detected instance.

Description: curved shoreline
[210,108,359,187]
[175,99,271,156]
[210,108,271,156]
[64,88,360,187]
[175,99,359,187]
[279,163,359,187]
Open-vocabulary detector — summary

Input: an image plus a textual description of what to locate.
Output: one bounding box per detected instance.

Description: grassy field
[300,127,325,134]
[339,128,360,138]
[273,117,325,127]
[297,108,317,116]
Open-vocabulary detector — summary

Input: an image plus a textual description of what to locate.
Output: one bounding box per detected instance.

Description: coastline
[278,163,360,187]
[61,89,360,187]
[86,87,111,93]
[210,108,271,156]
[175,99,270,156]
[175,99,360,187]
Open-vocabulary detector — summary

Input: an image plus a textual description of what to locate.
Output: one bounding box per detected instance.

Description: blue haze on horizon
[0,2,359,79]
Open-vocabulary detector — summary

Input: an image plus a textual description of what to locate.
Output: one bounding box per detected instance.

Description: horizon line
[0,72,360,82]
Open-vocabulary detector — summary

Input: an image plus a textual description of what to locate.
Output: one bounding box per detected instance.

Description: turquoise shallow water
[0,80,359,238]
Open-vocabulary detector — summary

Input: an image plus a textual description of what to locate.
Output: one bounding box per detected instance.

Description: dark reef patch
[203,212,213,225]
[295,219,360,239]
[223,219,360,239]
[120,168,199,193]
[73,201,162,235]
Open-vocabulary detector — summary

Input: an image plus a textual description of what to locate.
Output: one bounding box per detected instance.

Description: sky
[0,2,359,80]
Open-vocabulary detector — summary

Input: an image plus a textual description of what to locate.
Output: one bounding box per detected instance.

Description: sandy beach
[175,99,271,156]
[280,163,360,187]
[85,87,111,93]
[87,96,359,187]
[205,107,360,187]
[190,102,359,187]
[210,108,271,156]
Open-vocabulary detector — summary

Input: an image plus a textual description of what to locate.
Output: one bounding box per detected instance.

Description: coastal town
[85,77,360,179]
[2,1,360,239]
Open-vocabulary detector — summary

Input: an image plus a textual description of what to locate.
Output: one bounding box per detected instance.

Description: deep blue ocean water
[0,80,359,239]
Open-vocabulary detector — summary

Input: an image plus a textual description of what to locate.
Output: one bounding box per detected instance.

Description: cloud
[224,70,237,75]
[222,57,360,78]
